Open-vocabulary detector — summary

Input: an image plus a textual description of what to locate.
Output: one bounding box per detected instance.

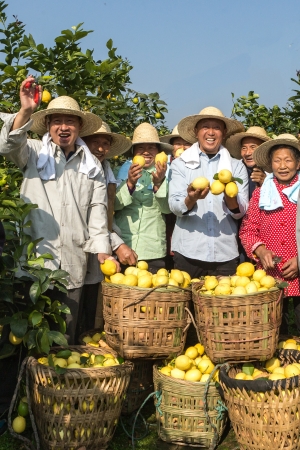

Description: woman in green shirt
[114,123,172,273]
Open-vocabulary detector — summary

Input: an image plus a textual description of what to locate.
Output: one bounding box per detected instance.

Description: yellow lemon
[157,268,169,277]
[175,355,192,371]
[198,359,215,374]
[138,275,152,288]
[181,271,191,282]
[54,358,68,368]
[191,278,201,283]
[185,368,202,381]
[225,181,238,198]
[156,275,169,286]
[214,284,231,295]
[170,269,184,285]
[110,273,125,284]
[137,260,148,270]
[232,286,247,296]
[194,343,205,356]
[181,277,190,288]
[218,277,231,285]
[260,275,276,289]
[230,275,240,287]
[155,151,168,165]
[41,90,52,103]
[273,367,285,375]
[218,169,232,184]
[285,338,297,344]
[185,347,199,360]
[200,373,211,382]
[277,341,285,349]
[131,268,140,276]
[283,342,298,350]
[235,372,247,380]
[244,375,253,380]
[100,259,117,276]
[265,357,280,373]
[245,281,258,294]
[160,366,171,376]
[253,280,260,288]
[236,262,255,277]
[171,368,185,379]
[258,287,268,292]
[204,277,219,291]
[67,363,82,369]
[9,332,23,345]
[252,269,266,282]
[132,155,145,166]
[12,416,26,433]
[191,177,210,190]
[122,274,138,286]
[152,275,158,286]
[67,355,80,365]
[124,266,136,275]
[137,269,151,278]
[175,148,184,158]
[210,180,225,195]
[168,278,179,287]
[268,373,286,381]
[235,276,251,287]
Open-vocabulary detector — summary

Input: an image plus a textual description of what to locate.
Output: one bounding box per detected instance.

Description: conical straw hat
[30,96,102,137]
[253,133,300,172]
[132,122,173,153]
[81,121,132,158]
[177,106,244,144]
[160,125,194,145]
[226,126,271,159]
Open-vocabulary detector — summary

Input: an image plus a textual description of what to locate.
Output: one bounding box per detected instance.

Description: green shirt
[114,165,170,260]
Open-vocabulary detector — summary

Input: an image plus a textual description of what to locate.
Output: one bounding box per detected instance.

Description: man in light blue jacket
[168,107,249,278]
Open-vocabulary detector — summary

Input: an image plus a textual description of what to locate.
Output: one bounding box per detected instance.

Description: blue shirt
[168,144,249,262]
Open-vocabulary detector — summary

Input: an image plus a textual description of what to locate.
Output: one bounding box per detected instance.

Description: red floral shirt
[239,175,299,296]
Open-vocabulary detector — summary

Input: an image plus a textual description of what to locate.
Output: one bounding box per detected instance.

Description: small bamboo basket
[27,346,133,450]
[102,282,192,359]
[153,365,227,448]
[277,335,300,364]
[220,363,300,450]
[192,282,283,363]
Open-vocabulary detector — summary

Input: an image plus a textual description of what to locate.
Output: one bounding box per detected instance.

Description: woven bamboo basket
[27,346,133,450]
[192,282,283,363]
[220,362,300,450]
[277,335,300,364]
[122,358,157,415]
[102,282,192,359]
[153,365,227,448]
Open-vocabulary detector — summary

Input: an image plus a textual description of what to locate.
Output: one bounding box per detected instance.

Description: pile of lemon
[235,351,300,381]
[101,260,198,288]
[159,343,219,383]
[81,331,105,347]
[38,349,122,369]
[278,337,300,351]
[200,262,277,296]
[191,169,239,197]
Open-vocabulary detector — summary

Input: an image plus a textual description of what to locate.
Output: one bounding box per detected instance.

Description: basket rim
[102,281,191,293]
[192,285,280,299]
[153,364,216,386]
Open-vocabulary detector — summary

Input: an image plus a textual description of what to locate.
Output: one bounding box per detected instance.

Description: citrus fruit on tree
[9,331,23,345]
[41,90,52,103]
[155,112,162,119]
[100,259,117,276]
[17,401,29,417]
[132,97,139,104]
[12,416,26,433]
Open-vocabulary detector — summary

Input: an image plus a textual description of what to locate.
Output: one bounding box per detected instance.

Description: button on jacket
[114,162,170,260]
[0,114,111,289]
[168,145,249,262]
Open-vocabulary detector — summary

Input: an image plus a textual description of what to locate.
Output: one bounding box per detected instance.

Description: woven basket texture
[102,282,192,359]
[122,358,157,415]
[220,364,300,450]
[78,328,113,353]
[27,346,133,450]
[192,282,283,363]
[153,365,227,448]
[277,335,300,365]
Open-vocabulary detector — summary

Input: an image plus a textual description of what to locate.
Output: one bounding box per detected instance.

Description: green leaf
[57,303,70,314]
[48,330,68,347]
[213,173,219,180]
[10,318,28,338]
[55,365,66,375]
[30,311,43,327]
[232,177,243,185]
[0,316,12,325]
[38,253,53,260]
[29,281,41,304]
[242,362,255,376]
[106,39,113,50]
[48,353,55,367]
[39,329,50,354]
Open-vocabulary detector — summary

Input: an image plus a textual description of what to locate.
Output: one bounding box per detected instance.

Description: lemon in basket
[260,275,276,289]
[100,259,117,276]
[265,357,280,373]
[194,343,205,356]
[170,368,185,379]
[185,347,198,360]
[198,359,215,374]
[245,281,258,294]
[184,368,202,382]
[214,284,231,295]
[122,274,138,286]
[160,366,171,376]
[252,269,266,282]
[204,276,218,291]
[175,355,192,371]
[137,260,148,270]
[110,273,125,284]
[138,275,152,288]
[236,262,255,278]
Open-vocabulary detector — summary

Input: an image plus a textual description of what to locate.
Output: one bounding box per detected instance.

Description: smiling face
[83,134,112,162]
[194,118,226,154]
[48,114,82,154]
[241,136,264,168]
[271,147,300,185]
[133,143,159,168]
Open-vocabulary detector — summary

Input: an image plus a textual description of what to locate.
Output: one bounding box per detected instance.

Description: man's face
[133,143,159,168]
[194,119,226,154]
[171,137,191,158]
[83,134,111,162]
[241,136,264,168]
[48,114,82,153]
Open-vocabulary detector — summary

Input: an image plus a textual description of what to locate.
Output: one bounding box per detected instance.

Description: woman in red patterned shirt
[239,134,300,334]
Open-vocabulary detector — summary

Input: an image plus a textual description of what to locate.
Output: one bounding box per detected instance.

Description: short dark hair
[269,144,300,163]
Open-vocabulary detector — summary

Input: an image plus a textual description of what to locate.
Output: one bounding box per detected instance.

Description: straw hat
[253,133,300,172]
[81,121,132,158]
[177,106,244,144]
[226,126,271,159]
[160,125,193,145]
[132,123,173,153]
[30,96,102,137]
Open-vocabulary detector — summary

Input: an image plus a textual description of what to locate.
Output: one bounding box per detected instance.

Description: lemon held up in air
[100,259,118,276]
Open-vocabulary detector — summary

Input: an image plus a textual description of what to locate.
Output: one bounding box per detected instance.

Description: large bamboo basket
[192,282,283,363]
[220,363,300,450]
[277,335,300,365]
[27,346,133,450]
[102,282,192,359]
[153,365,227,448]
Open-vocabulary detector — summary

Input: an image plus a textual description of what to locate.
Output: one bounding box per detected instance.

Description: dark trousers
[78,283,100,335]
[121,257,166,275]
[280,296,300,335]
[173,252,239,278]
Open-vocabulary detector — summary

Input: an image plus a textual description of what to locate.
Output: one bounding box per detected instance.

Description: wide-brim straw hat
[253,133,300,172]
[160,125,193,145]
[30,96,102,137]
[177,106,244,144]
[226,126,271,159]
[132,122,173,153]
[81,121,132,158]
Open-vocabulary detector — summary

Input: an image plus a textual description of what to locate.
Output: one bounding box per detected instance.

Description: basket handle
[185,307,202,343]
[123,284,191,309]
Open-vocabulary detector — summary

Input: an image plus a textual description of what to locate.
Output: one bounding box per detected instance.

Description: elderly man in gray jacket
[0,76,118,343]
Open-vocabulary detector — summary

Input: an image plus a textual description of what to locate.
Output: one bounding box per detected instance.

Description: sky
[4,0,300,128]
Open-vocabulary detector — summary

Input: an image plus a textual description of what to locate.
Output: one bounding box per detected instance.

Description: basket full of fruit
[153,343,227,448]
[27,346,133,450]
[101,260,192,359]
[192,262,284,363]
[219,359,300,450]
[277,336,300,365]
